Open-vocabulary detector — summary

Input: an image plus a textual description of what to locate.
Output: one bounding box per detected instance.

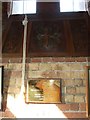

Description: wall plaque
[26,78,62,103]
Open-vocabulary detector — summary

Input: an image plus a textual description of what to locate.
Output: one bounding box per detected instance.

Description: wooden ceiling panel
[2,2,89,57]
[37,2,60,15]
[2,21,23,56]
[28,20,68,57]
[70,19,88,56]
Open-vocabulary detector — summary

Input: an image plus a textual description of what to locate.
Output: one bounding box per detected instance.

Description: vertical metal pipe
[21,15,28,95]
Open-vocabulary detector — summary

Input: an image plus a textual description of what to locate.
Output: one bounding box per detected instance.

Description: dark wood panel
[70,19,88,56]
[37,2,60,15]
[28,20,68,57]
[2,21,23,54]
[2,13,89,57]
[63,20,74,56]
[8,12,88,22]
[88,16,90,56]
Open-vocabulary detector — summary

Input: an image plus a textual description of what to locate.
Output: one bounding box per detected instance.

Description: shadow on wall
[3,69,12,111]
[4,94,68,118]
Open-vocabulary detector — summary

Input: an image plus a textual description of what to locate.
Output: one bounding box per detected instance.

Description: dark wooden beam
[63,20,74,56]
[8,12,88,22]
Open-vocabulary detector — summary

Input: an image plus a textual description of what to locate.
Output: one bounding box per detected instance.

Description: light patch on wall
[7,94,67,118]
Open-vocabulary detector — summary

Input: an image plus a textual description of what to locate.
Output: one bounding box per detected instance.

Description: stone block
[66,87,76,94]
[57,71,71,79]
[79,103,86,111]
[52,63,63,70]
[39,63,52,71]
[70,103,79,111]
[26,63,39,71]
[27,70,43,78]
[15,87,21,93]
[64,79,75,87]
[52,57,66,62]
[0,112,3,118]
[4,70,12,80]
[83,79,86,86]
[51,63,70,71]
[70,63,84,70]
[70,71,79,79]
[75,57,87,62]
[76,86,86,94]
[42,57,52,62]
[9,79,16,86]
[56,104,70,111]
[4,63,22,71]
[15,79,22,87]
[74,95,85,103]
[31,58,42,62]
[64,112,86,118]
[74,79,83,86]
[8,86,16,93]
[42,70,58,78]
[7,86,20,94]
[4,109,15,118]
[10,71,22,79]
[78,71,86,79]
[65,95,74,103]
[4,79,10,87]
